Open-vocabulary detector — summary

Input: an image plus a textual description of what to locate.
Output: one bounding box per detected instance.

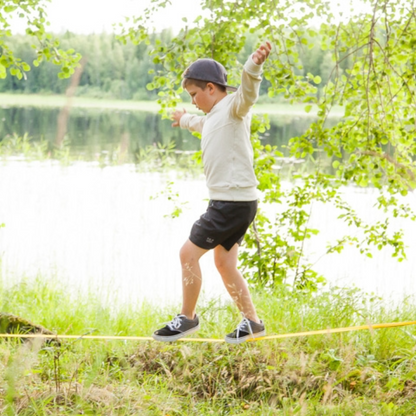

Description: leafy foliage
[0,0,80,79]
[2,30,340,100]
[117,0,416,289]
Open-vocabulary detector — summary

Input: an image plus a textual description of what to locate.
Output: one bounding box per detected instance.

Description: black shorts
[189,200,258,251]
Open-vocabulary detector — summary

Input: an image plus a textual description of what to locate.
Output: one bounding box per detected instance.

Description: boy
[152,41,272,344]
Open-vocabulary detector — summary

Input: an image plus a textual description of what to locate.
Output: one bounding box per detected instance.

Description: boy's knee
[179,240,204,264]
[215,260,225,274]
[215,256,232,274]
[179,244,191,263]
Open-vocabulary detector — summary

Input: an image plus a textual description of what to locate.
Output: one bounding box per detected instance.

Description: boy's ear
[206,82,216,94]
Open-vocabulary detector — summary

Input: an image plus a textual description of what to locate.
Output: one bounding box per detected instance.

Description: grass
[0,275,416,415]
[0,132,205,174]
[0,92,344,116]
[0,93,161,113]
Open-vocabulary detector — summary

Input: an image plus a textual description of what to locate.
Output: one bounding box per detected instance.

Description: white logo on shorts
[206,237,214,244]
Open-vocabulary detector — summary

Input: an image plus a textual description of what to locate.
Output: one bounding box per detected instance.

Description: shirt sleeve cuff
[244,54,263,76]
[179,113,193,129]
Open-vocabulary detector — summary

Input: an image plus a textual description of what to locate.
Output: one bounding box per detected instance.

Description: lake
[0,105,322,158]
[1,104,415,307]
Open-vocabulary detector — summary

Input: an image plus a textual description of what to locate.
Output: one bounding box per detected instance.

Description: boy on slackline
[152,41,272,344]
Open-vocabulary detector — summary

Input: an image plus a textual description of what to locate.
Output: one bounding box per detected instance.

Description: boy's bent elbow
[231,88,260,119]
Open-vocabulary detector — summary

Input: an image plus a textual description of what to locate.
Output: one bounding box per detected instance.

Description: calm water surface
[0,105,322,157]
[1,160,415,306]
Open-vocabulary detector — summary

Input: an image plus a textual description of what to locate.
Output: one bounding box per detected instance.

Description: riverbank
[0,277,415,414]
[0,93,344,116]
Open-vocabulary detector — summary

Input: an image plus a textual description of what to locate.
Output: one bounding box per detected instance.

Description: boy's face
[185,83,216,114]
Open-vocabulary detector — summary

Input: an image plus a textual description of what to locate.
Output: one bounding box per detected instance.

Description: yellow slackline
[0,320,415,343]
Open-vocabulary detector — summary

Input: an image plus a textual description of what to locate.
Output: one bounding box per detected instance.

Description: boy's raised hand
[171,108,186,127]
[252,41,272,65]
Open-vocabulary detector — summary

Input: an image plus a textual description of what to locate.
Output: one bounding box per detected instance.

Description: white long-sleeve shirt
[180,56,263,201]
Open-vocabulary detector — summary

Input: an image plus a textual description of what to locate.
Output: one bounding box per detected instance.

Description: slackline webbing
[0,320,415,343]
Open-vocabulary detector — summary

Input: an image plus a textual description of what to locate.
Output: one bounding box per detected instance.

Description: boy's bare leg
[179,239,208,319]
[214,243,260,323]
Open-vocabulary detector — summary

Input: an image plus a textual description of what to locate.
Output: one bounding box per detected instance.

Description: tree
[119,0,416,289]
[0,0,80,80]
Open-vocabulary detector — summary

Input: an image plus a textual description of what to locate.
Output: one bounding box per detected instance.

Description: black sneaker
[225,317,266,344]
[152,314,200,342]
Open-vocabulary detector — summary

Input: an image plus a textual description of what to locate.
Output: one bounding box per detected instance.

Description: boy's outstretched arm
[171,107,206,133]
[230,41,272,119]
[252,41,272,65]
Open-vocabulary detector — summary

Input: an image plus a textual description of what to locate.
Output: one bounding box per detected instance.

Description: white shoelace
[236,317,254,339]
[166,315,183,331]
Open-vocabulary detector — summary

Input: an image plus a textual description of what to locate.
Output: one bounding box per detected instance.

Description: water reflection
[0,106,327,158]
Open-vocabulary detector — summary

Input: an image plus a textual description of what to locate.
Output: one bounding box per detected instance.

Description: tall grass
[1,275,416,415]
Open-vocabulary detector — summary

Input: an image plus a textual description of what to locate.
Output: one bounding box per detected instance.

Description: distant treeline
[1,30,350,101]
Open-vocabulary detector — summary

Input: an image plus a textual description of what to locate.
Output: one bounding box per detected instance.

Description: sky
[9,0,201,34]
[6,0,382,34]
[8,0,374,35]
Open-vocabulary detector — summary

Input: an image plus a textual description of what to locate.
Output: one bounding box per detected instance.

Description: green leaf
[314,76,322,84]
[4,5,17,12]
